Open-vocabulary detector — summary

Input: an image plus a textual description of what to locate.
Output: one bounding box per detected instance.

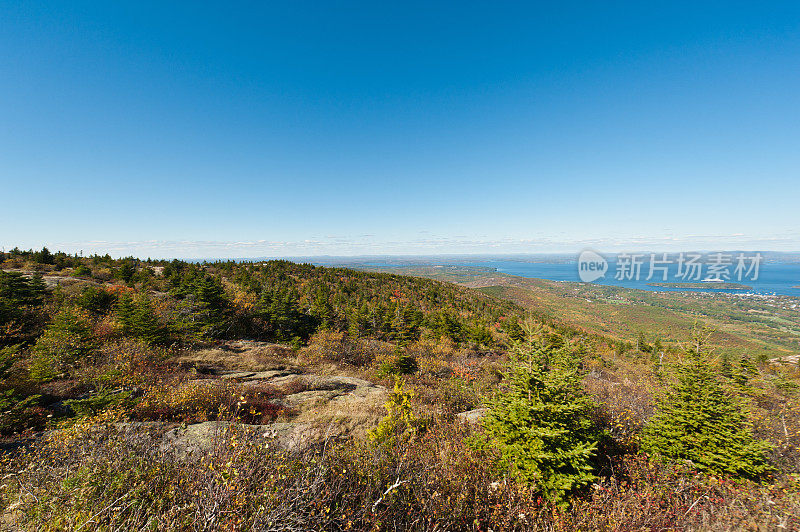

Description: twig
[75,489,134,531]
[372,477,408,512]
[683,494,708,518]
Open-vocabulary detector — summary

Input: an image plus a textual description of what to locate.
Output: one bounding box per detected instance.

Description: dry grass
[175,340,295,372]
[3,413,799,531]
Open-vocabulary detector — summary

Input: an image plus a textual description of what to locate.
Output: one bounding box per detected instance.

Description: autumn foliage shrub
[299,329,383,367]
[584,365,654,449]
[133,379,289,424]
[133,380,233,423]
[567,453,800,530]
[6,413,798,531]
[1,416,544,531]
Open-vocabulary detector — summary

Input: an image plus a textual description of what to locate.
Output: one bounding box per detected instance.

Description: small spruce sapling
[481,324,600,507]
[640,328,773,480]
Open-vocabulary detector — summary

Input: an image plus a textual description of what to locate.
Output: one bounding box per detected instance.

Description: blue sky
[2,2,799,258]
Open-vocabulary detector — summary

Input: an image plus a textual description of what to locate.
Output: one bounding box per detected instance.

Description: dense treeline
[225,259,522,346]
[1,247,525,350]
[0,248,534,407]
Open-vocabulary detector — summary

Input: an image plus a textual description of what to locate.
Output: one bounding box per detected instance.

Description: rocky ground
[48,341,391,458]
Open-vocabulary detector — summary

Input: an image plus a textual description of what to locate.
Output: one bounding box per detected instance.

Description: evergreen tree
[115,294,166,345]
[502,317,525,343]
[33,247,53,265]
[640,333,773,480]
[390,305,421,345]
[193,275,226,313]
[117,259,137,284]
[131,296,166,345]
[637,331,651,353]
[734,354,759,388]
[0,271,43,309]
[29,309,96,382]
[115,294,137,334]
[309,286,333,329]
[0,271,46,346]
[482,326,599,506]
[719,352,733,379]
[28,273,46,305]
[347,303,368,338]
[255,288,313,343]
[468,323,493,346]
[369,379,418,446]
[75,285,117,314]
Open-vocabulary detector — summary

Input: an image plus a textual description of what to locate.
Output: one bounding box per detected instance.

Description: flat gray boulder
[307,375,375,391]
[456,407,489,424]
[160,421,317,458]
[281,389,342,409]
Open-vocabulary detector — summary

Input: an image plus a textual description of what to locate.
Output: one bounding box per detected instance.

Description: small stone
[456,407,489,424]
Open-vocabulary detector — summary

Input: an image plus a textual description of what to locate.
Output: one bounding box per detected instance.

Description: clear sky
[2,2,799,258]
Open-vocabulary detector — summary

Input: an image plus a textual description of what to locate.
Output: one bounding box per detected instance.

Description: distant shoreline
[647,281,752,290]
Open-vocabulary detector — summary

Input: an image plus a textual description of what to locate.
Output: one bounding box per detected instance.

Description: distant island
[648,281,753,290]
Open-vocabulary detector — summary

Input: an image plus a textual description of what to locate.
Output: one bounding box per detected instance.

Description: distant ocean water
[456,259,800,296]
[316,258,800,297]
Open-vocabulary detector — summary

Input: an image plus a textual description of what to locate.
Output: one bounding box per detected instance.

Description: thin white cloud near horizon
[4,232,799,260]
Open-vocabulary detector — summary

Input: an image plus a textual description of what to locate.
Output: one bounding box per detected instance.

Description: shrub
[72,265,91,277]
[4,414,799,530]
[298,329,378,367]
[0,393,45,434]
[377,348,418,377]
[74,286,117,314]
[134,380,231,423]
[369,379,418,446]
[133,380,288,424]
[2,417,548,531]
[568,453,800,530]
[437,376,482,415]
[65,388,136,418]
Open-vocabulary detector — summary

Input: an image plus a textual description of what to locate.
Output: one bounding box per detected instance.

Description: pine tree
[115,294,166,345]
[131,296,166,345]
[33,246,53,265]
[28,273,46,305]
[0,272,46,345]
[734,354,759,388]
[115,294,137,335]
[193,275,226,313]
[29,309,96,382]
[117,260,137,284]
[640,332,773,480]
[719,352,733,378]
[310,286,333,329]
[482,326,599,506]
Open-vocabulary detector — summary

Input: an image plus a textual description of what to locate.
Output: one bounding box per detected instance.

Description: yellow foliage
[232,289,257,312]
[136,380,234,422]
[369,379,417,445]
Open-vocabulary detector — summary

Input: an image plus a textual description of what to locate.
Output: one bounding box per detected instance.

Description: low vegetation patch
[0,248,799,530]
